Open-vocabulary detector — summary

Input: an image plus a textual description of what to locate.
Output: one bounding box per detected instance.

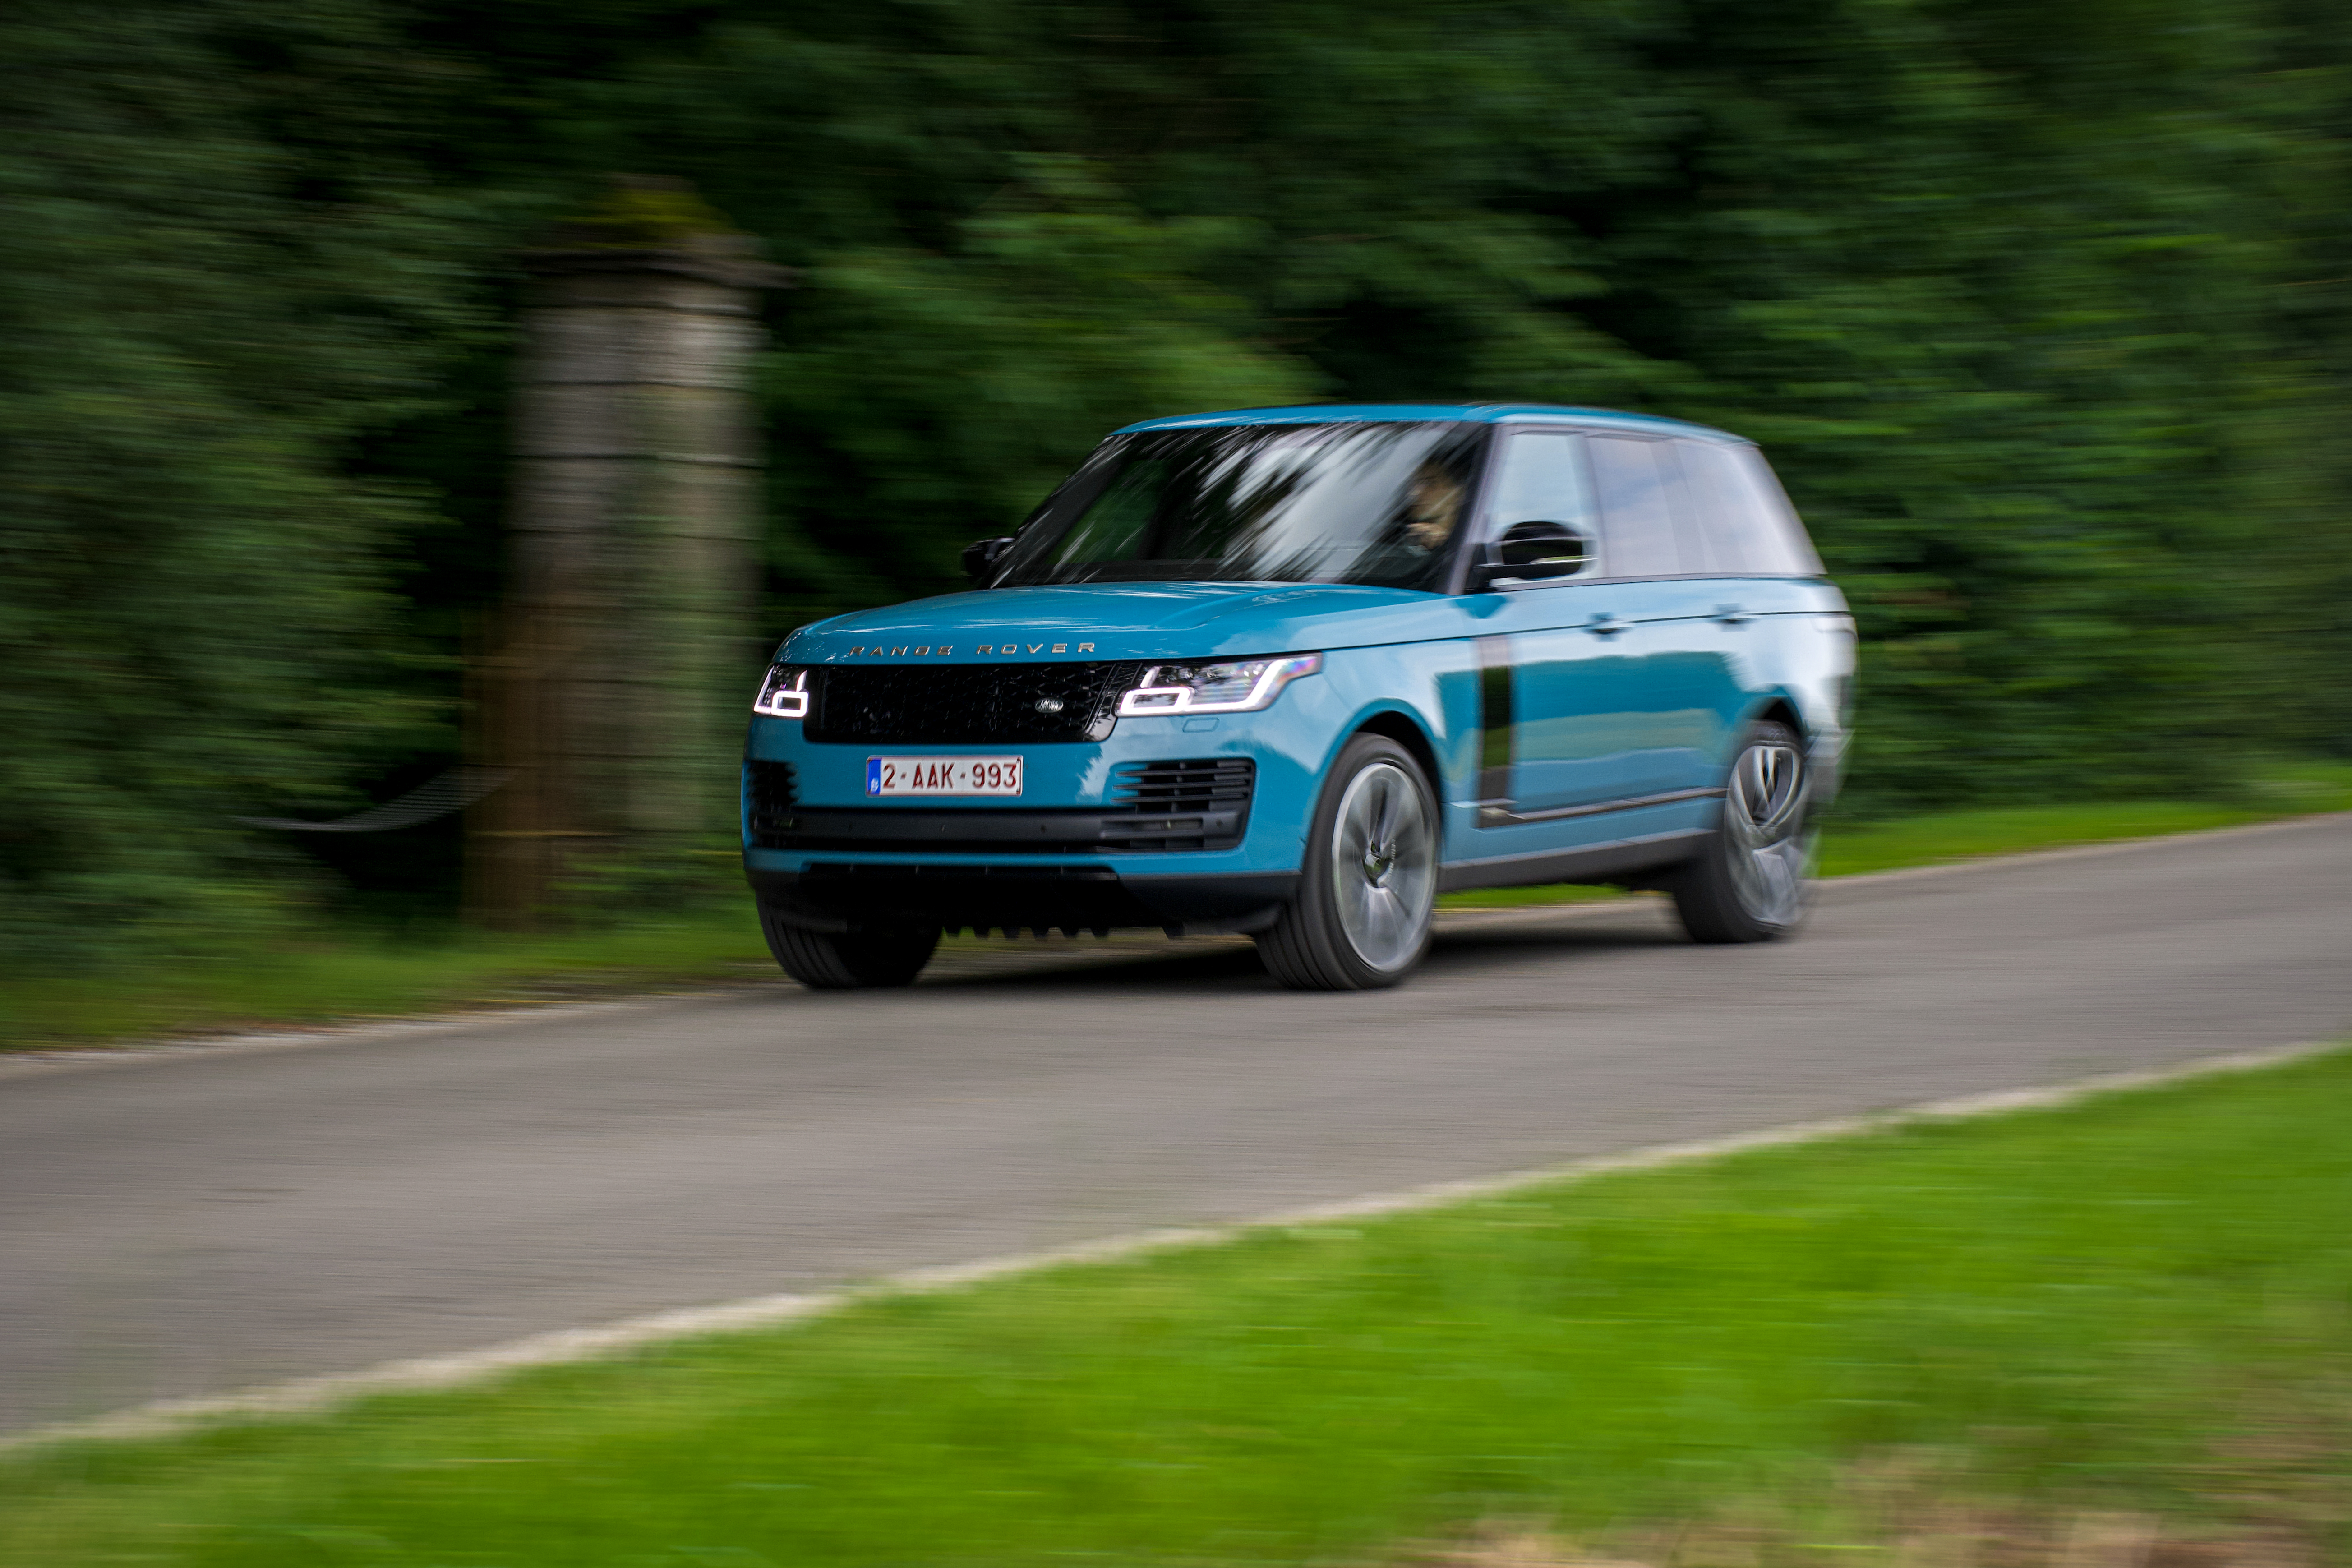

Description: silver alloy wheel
[1328,759,1435,973]
[1723,738,1810,927]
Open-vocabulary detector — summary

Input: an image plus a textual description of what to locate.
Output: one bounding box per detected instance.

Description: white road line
[7,1035,2337,1455]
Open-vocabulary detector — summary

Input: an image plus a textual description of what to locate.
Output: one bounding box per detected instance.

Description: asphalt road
[5,816,2349,1436]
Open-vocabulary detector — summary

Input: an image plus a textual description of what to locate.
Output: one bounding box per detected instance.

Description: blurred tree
[759,158,1319,626]
[573,0,2350,807]
[0,0,473,961]
[5,0,2347,963]
[1623,0,2352,803]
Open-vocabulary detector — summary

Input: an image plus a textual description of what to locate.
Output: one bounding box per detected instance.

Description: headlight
[1117,653,1322,717]
[752,663,811,719]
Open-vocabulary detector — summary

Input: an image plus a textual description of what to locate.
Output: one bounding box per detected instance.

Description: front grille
[807,661,1142,745]
[745,760,798,837]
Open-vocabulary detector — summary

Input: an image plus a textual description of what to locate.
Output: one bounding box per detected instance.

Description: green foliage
[543,0,2352,802]
[1639,0,2352,803]
[761,158,1316,620]
[0,1,475,961]
[5,0,2351,962]
[550,175,735,245]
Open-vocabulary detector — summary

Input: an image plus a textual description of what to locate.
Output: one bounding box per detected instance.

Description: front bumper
[742,703,1332,934]
[749,757,1253,855]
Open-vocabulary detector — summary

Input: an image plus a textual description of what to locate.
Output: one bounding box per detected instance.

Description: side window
[1730,445,1826,576]
[1481,429,1600,580]
[1487,431,1596,533]
[1586,435,1684,578]
[1674,439,1834,581]
[1671,439,1761,574]
[1671,439,1825,577]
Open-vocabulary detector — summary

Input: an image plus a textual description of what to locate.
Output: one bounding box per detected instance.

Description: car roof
[1111,402,1746,442]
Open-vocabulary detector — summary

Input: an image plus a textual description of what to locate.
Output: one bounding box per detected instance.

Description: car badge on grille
[1033,697,1065,714]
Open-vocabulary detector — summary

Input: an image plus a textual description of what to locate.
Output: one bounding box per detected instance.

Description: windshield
[993,421,1488,591]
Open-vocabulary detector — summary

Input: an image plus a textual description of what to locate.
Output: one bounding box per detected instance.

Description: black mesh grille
[745,760,797,836]
[1111,758,1255,815]
[808,661,1142,744]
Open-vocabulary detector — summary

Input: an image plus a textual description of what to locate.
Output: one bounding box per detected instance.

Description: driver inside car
[1399,457,1466,552]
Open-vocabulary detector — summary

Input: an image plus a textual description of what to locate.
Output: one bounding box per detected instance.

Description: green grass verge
[1812,759,2352,878]
[1439,759,2352,908]
[5,1048,2347,1564]
[6,761,2348,1047]
[0,906,778,1050]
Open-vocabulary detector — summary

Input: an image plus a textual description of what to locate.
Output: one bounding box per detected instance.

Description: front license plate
[866,755,1024,797]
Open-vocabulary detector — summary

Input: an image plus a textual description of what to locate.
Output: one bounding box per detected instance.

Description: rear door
[1563,433,1747,800]
[1566,432,1736,802]
[1661,436,1827,780]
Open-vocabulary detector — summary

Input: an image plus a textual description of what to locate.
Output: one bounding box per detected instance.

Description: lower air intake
[1111,757,1254,815]
[744,760,798,839]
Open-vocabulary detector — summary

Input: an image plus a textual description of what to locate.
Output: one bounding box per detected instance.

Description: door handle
[1713,604,1753,626]
[1584,615,1632,637]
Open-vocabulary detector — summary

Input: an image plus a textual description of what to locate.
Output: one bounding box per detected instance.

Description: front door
[1466,428,1685,836]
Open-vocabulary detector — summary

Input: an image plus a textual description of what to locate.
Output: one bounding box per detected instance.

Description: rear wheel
[757,901,939,989]
[1256,734,1438,990]
[1669,719,1814,944]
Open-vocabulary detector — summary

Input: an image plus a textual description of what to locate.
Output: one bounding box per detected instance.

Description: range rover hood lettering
[785,582,1463,664]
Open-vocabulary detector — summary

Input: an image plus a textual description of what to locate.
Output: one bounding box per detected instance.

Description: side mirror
[961,535,1015,584]
[1467,520,1591,590]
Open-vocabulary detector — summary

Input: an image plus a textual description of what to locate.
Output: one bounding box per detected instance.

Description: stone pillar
[471,186,790,927]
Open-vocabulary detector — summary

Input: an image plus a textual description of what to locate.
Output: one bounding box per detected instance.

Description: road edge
[5,809,2345,1082]
[7,1033,2340,1456]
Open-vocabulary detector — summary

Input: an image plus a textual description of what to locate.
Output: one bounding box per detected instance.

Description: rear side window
[1673,439,1825,577]
[1586,435,1683,578]
[1734,446,1825,576]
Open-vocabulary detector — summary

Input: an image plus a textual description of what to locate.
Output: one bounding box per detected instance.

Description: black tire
[1255,734,1439,991]
[756,900,939,989]
[1669,719,1815,944]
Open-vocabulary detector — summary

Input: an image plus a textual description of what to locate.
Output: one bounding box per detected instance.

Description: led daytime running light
[1117,653,1322,717]
[752,664,811,719]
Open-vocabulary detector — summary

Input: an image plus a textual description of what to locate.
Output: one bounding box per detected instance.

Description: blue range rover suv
[745,403,1854,990]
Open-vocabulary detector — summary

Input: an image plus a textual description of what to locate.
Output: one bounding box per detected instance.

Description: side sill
[1438,828,1708,895]
[1476,785,1722,828]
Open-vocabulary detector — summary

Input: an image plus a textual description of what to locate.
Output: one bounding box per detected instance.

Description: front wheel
[1256,734,1439,990]
[1669,719,1814,944]
[757,900,939,989]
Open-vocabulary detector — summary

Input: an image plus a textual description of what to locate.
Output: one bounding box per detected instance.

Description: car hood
[783,581,1464,663]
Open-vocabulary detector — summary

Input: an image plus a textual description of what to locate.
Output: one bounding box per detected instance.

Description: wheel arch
[1748,694,1805,742]
[1344,705,1446,798]
[1745,691,1841,814]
